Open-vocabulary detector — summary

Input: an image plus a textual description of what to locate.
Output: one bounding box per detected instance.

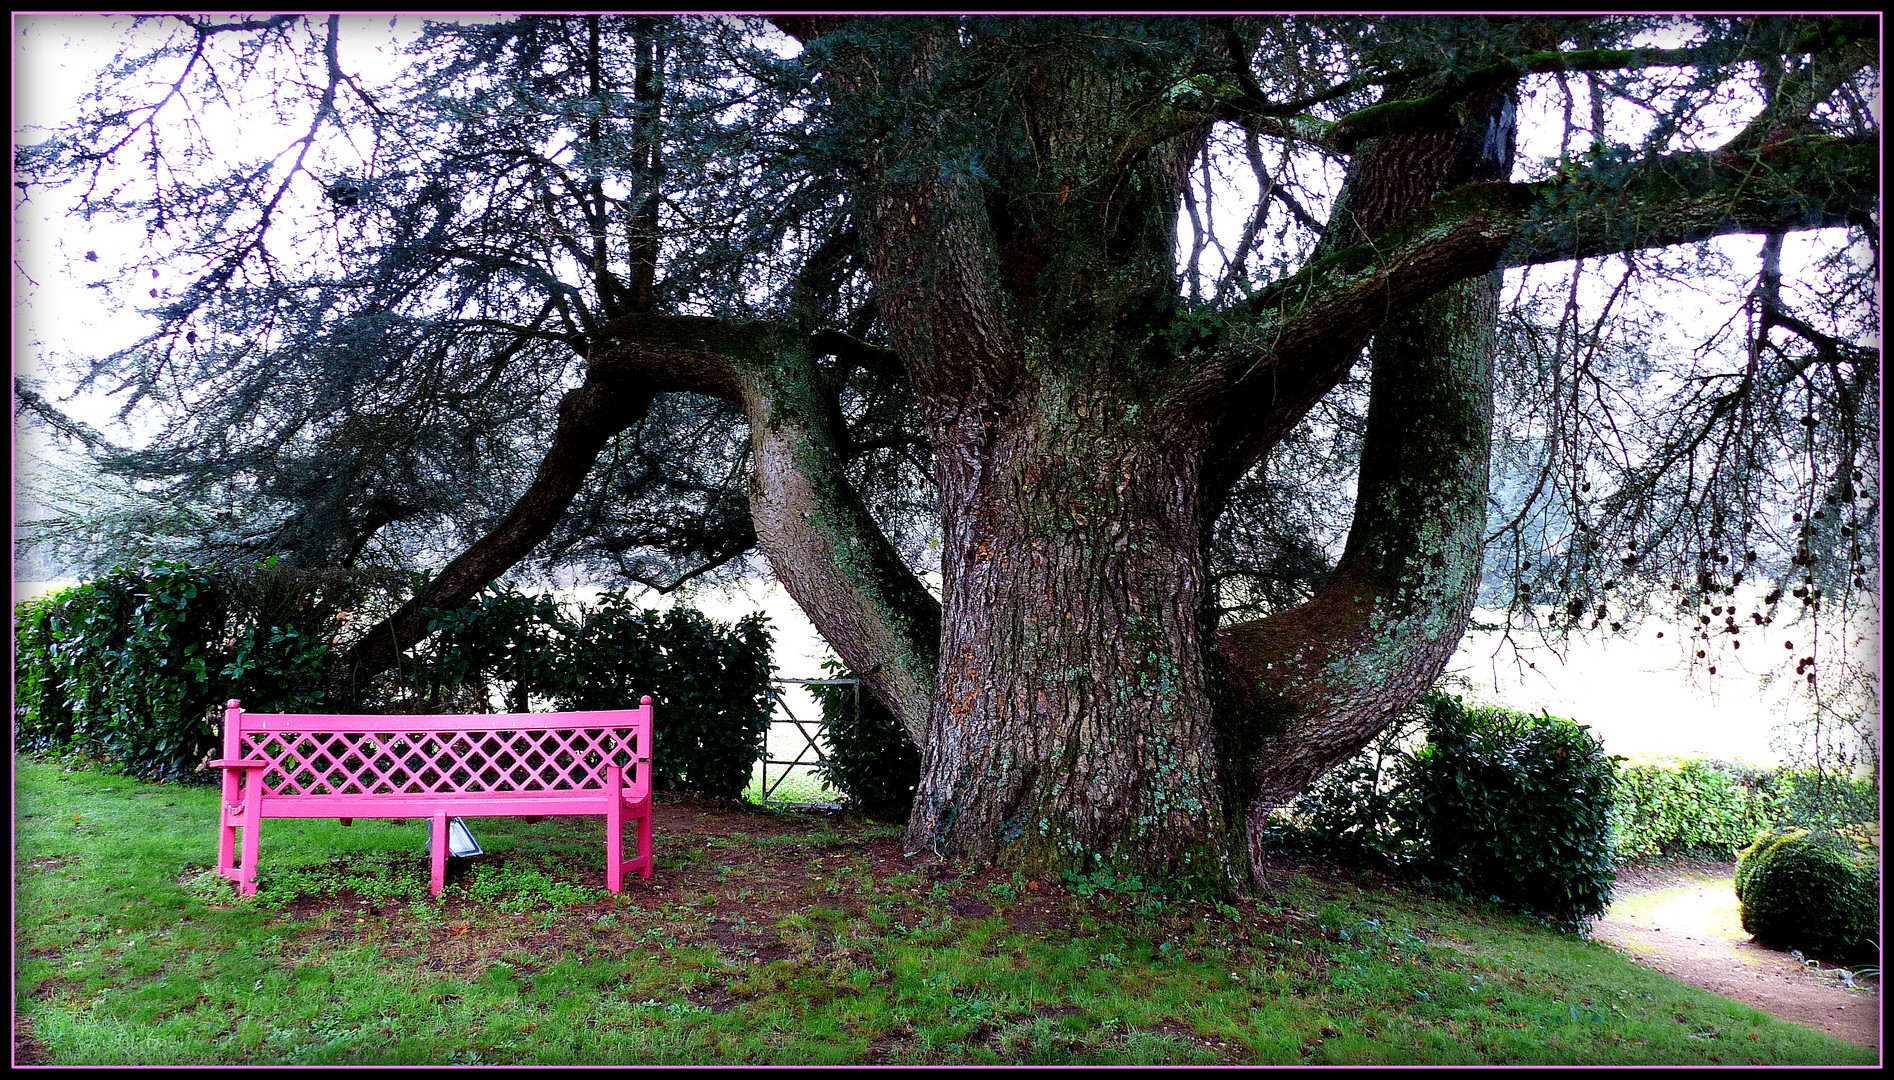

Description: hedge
[12,563,342,781]
[1614,756,1878,859]
[15,568,775,798]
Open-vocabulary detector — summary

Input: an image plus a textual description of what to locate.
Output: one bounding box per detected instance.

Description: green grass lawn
[12,756,1876,1065]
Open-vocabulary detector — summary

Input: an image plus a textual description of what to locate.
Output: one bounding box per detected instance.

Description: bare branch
[1185,133,1877,481]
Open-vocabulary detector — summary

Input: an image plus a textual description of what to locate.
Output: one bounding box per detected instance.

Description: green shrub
[103,563,238,778]
[404,586,776,796]
[1261,716,1421,871]
[1770,769,1879,833]
[15,565,235,781]
[215,561,375,718]
[1735,827,1879,963]
[17,568,776,795]
[808,663,921,821]
[413,586,574,712]
[1258,692,1618,932]
[1403,693,1619,933]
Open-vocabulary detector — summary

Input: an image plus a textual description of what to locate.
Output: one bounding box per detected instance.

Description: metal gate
[754,677,857,806]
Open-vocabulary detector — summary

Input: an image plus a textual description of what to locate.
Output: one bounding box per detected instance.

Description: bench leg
[606,778,624,893]
[237,819,262,897]
[216,812,238,884]
[637,806,654,879]
[430,812,449,897]
[237,776,265,896]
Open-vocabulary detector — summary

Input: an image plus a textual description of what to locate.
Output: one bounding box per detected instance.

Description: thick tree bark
[906,380,1236,876]
[813,22,1241,876]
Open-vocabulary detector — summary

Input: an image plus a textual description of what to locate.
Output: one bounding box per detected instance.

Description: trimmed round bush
[1734,827,1878,963]
[1402,693,1619,932]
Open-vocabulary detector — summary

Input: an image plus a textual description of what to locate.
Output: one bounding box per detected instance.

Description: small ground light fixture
[423,817,485,858]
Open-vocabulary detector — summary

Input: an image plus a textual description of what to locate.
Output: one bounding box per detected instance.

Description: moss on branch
[1332,46,1730,151]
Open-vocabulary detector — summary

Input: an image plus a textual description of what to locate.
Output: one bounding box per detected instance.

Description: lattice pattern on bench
[239,727,641,798]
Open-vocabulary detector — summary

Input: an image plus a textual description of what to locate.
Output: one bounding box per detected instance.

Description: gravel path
[1590,858,1879,1051]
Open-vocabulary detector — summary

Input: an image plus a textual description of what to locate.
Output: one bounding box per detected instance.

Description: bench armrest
[207,758,269,769]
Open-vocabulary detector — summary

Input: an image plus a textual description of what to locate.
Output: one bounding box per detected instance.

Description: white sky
[13,15,519,437]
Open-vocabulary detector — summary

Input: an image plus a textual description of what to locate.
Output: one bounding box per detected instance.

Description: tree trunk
[905,381,1238,879]
[830,24,1241,879]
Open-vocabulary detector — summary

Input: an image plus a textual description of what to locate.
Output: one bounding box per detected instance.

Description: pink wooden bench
[209,697,654,897]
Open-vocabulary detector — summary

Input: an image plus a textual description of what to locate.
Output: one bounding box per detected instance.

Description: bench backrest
[220,698,653,800]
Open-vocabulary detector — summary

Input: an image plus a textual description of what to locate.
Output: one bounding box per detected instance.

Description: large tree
[17,14,1878,888]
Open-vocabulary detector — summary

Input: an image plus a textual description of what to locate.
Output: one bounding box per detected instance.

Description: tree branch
[811,327,901,378]
[1222,268,1496,811]
[340,362,659,694]
[587,313,766,400]
[735,336,942,735]
[768,15,855,46]
[1720,23,1878,158]
[1327,45,1731,151]
[1182,133,1877,487]
[341,319,763,692]
[628,539,757,595]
